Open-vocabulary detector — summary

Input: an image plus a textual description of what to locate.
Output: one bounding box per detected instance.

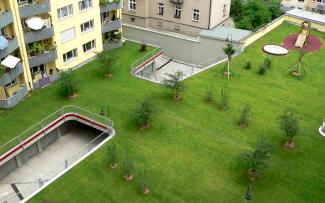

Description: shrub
[140,43,147,52]
[107,144,118,169]
[204,85,214,104]
[239,103,251,127]
[163,71,185,100]
[97,52,119,77]
[99,0,107,6]
[133,97,157,129]
[279,109,299,148]
[123,155,135,181]
[244,61,252,70]
[0,66,4,77]
[264,57,272,69]
[59,71,79,98]
[137,168,150,195]
[258,64,267,75]
[240,139,274,180]
[218,86,231,110]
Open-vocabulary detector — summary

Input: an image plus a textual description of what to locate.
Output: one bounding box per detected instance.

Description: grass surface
[1,23,325,202]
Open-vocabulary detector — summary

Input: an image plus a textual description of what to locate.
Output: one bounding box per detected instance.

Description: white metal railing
[0,105,113,158]
[130,47,163,74]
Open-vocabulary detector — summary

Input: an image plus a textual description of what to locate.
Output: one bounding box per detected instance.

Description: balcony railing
[0,37,19,59]
[0,62,24,86]
[24,26,54,44]
[28,49,57,67]
[0,85,28,109]
[103,40,123,51]
[100,2,121,13]
[19,1,51,19]
[0,10,13,29]
[32,73,60,89]
[170,0,183,4]
[102,19,122,33]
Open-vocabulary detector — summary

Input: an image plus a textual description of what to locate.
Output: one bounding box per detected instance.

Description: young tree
[107,143,118,169]
[133,97,157,129]
[137,168,150,195]
[59,71,79,98]
[163,71,185,100]
[223,43,236,80]
[140,43,147,52]
[244,61,252,70]
[239,103,251,128]
[123,155,135,181]
[204,85,214,104]
[264,57,272,69]
[218,86,231,111]
[96,51,119,77]
[279,109,299,148]
[240,139,274,180]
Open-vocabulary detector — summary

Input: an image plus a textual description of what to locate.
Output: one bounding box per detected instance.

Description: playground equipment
[284,48,306,80]
[295,21,311,48]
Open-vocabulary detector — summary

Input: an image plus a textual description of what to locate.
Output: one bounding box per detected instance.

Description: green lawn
[1,22,325,202]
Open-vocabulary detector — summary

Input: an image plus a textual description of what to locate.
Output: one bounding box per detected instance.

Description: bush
[59,71,79,98]
[204,85,214,104]
[140,43,147,52]
[137,168,150,195]
[218,87,231,110]
[133,97,157,129]
[107,144,118,169]
[163,71,185,100]
[97,52,119,77]
[279,109,299,148]
[240,139,274,180]
[264,57,272,69]
[258,64,267,75]
[244,61,252,70]
[0,66,4,77]
[123,155,135,181]
[239,103,251,127]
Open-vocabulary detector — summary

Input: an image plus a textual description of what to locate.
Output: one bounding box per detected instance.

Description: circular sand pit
[263,44,289,55]
[283,34,322,52]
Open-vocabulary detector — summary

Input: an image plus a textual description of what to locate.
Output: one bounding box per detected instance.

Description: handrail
[0,105,113,158]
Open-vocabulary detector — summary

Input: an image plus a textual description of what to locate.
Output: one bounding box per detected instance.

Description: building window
[175,5,181,18]
[193,9,199,22]
[63,49,78,63]
[129,17,135,22]
[80,20,94,33]
[57,5,73,20]
[129,0,136,11]
[223,4,227,17]
[60,27,76,43]
[79,0,92,11]
[5,79,16,88]
[83,40,96,53]
[17,0,27,5]
[158,3,164,15]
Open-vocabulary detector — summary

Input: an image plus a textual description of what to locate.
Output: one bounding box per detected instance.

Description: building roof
[286,9,325,25]
[199,26,252,43]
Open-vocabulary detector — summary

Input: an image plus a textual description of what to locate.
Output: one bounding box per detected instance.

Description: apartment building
[0,0,122,109]
[282,0,325,13]
[122,0,231,36]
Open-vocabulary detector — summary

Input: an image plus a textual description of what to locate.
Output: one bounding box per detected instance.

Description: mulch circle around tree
[283,34,322,52]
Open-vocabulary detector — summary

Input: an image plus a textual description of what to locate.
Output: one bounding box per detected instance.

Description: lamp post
[245,185,252,202]
[100,105,110,118]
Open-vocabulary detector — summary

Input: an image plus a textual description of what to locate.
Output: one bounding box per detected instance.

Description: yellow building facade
[0,0,122,109]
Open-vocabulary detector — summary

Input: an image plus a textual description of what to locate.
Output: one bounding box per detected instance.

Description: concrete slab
[0,126,98,201]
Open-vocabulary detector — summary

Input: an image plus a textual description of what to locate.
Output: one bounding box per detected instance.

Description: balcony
[32,73,60,89]
[0,62,24,86]
[0,85,28,109]
[100,2,121,13]
[19,1,51,19]
[24,26,54,44]
[28,49,57,67]
[102,19,122,33]
[0,37,19,59]
[103,40,123,51]
[169,0,183,4]
[0,10,13,29]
